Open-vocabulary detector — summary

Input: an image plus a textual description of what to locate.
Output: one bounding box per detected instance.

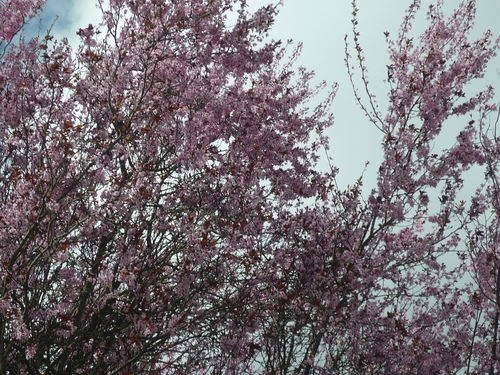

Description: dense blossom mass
[0,0,499,373]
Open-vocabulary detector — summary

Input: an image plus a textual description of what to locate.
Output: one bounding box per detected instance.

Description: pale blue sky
[36,0,500,190]
[251,0,500,189]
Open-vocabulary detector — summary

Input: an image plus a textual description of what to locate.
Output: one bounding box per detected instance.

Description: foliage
[0,0,499,373]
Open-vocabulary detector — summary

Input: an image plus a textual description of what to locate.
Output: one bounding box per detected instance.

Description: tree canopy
[0,0,499,373]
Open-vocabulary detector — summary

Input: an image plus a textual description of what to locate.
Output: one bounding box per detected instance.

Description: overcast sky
[37,0,500,190]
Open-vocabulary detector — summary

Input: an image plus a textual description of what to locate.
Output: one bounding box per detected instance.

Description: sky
[35,0,500,191]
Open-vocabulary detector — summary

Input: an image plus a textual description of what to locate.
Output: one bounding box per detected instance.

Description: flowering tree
[0,0,499,374]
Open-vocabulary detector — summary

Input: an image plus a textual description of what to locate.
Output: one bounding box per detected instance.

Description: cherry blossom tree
[0,0,499,374]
